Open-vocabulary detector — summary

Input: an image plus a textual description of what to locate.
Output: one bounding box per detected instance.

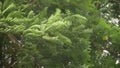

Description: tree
[0,0,120,68]
[0,0,92,68]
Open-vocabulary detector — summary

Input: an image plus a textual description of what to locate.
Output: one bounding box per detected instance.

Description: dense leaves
[0,0,120,68]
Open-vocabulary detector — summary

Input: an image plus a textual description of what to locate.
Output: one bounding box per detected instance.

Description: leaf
[42,35,59,41]
[2,3,16,15]
[46,20,71,32]
[47,8,62,23]
[7,11,23,18]
[102,35,108,40]
[72,14,87,21]
[27,10,34,18]
[2,0,14,10]
[58,33,72,45]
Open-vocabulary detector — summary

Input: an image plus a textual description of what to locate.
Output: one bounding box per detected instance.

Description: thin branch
[7,33,22,46]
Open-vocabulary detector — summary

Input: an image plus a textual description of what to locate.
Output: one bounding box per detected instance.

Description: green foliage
[0,0,120,68]
[20,9,92,68]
